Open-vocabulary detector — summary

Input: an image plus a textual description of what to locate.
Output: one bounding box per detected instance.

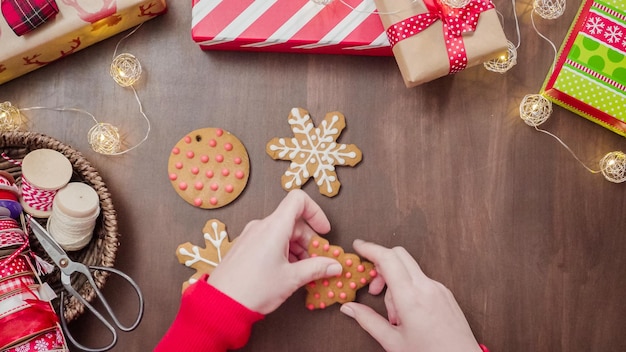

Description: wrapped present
[373,0,508,87]
[191,0,392,56]
[0,0,167,85]
[541,0,626,136]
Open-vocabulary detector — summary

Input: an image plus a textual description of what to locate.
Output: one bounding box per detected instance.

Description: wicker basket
[0,131,119,322]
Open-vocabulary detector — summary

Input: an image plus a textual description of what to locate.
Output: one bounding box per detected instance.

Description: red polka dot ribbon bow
[385,0,495,73]
[1,0,59,36]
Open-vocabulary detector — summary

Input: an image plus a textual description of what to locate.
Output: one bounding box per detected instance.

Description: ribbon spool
[0,171,22,219]
[47,182,100,251]
[20,149,72,218]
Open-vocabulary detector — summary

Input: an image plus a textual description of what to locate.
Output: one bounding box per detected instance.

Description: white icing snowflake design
[604,25,623,43]
[266,108,362,197]
[585,16,605,35]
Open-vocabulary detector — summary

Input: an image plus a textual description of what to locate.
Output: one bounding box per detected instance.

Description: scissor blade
[29,219,67,264]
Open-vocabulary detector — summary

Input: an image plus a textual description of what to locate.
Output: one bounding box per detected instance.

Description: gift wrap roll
[373,0,509,87]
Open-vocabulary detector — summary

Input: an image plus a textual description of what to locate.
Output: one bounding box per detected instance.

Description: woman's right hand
[339,240,482,352]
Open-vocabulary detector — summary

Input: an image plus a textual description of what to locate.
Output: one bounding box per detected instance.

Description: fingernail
[326,263,343,276]
[340,304,355,318]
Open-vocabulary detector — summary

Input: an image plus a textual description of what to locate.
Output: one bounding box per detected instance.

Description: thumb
[289,256,343,287]
[340,302,400,349]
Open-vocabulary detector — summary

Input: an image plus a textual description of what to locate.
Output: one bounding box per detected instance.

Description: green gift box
[541,0,626,136]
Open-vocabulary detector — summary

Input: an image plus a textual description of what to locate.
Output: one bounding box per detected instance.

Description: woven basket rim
[0,131,119,322]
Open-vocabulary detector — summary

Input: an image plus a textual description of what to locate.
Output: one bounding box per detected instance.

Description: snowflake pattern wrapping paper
[541,0,626,136]
[176,219,235,292]
[266,108,363,197]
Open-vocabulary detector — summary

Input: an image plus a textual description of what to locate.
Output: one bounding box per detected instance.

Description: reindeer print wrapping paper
[0,0,167,85]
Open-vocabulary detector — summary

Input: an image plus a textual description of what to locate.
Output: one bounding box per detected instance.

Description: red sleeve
[154,277,264,352]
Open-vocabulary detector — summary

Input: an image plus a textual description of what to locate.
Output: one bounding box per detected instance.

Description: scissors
[29,218,144,352]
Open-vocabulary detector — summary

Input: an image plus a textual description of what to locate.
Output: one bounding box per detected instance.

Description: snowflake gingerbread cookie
[266,108,362,197]
[176,219,235,292]
[306,235,377,310]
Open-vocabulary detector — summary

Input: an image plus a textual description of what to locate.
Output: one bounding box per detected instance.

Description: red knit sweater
[154,277,264,352]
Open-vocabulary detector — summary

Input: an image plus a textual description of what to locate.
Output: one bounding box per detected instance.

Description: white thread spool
[47,182,100,251]
[20,149,73,218]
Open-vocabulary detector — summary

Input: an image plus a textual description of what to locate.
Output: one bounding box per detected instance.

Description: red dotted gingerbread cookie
[168,128,250,209]
[305,235,377,310]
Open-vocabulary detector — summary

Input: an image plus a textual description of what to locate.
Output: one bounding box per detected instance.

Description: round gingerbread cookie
[168,128,250,209]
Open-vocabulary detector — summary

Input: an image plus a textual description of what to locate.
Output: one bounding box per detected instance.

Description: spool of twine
[47,183,100,252]
[20,149,72,218]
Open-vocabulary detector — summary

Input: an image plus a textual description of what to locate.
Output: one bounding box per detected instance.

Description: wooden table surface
[2,0,626,351]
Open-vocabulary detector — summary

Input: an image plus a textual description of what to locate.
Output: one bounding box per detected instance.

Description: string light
[519,94,552,126]
[484,40,518,73]
[0,102,24,132]
[0,24,150,156]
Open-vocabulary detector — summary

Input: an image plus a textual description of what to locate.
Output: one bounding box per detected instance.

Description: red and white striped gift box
[191,0,392,56]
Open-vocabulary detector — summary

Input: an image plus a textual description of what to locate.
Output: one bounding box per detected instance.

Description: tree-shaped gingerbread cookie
[305,235,377,310]
[176,219,235,292]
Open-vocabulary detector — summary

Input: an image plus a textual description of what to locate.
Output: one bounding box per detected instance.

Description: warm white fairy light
[484,40,518,73]
[88,123,122,155]
[0,102,24,132]
[110,53,142,87]
[519,94,552,126]
[442,0,471,8]
[533,0,566,19]
[599,152,626,183]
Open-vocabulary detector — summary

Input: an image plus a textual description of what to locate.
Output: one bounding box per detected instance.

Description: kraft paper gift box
[0,0,167,85]
[191,0,393,56]
[373,0,508,87]
[541,0,626,136]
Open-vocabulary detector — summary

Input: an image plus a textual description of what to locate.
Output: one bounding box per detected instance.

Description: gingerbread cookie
[176,219,235,292]
[168,128,250,209]
[305,235,377,310]
[266,108,362,197]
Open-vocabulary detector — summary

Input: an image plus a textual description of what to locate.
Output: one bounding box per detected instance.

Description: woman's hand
[340,240,482,352]
[207,190,343,314]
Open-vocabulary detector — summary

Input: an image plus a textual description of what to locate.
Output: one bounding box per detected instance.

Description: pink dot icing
[319,302,326,309]
[216,128,223,137]
[206,170,214,178]
[332,249,340,257]
[191,167,199,175]
[234,157,242,164]
[308,281,316,288]
[209,197,218,205]
[175,162,183,170]
[225,185,234,193]
[323,244,330,251]
[209,139,217,147]
[349,282,357,289]
[169,173,177,181]
[336,281,343,288]
[186,151,195,159]
[369,269,377,277]
[311,253,318,257]
[327,291,335,298]
[357,265,365,272]
[360,278,367,284]
[194,198,202,206]
[184,136,191,143]
[194,182,203,190]
[339,292,347,300]
[210,183,219,191]
[224,143,233,151]
[314,293,320,299]
[172,147,180,155]
[345,259,353,267]
[307,304,315,311]
[216,154,224,163]
[345,272,352,279]
[201,155,209,163]
[221,168,230,176]
[235,171,245,179]
[312,240,319,248]
[322,280,329,287]
[178,182,188,191]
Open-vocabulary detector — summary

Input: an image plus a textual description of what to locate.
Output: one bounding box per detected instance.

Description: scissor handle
[59,265,145,352]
